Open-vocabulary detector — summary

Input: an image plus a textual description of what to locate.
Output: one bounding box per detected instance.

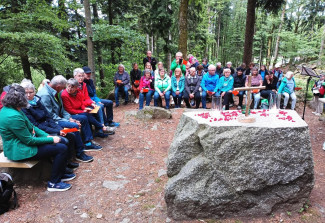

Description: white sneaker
[135,98,139,104]
[315,113,321,116]
[312,111,317,114]
[323,142,325,151]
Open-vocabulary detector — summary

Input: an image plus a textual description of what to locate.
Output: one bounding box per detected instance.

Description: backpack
[0,173,18,215]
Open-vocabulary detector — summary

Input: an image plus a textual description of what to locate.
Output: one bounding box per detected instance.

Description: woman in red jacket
[61,79,109,138]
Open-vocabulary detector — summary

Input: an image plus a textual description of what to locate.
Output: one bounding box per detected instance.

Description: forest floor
[1,101,325,223]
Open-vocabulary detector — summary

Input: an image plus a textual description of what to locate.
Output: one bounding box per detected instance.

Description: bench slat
[0,152,38,168]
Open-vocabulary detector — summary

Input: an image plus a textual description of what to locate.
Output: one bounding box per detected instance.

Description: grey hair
[223,68,231,74]
[226,61,232,65]
[2,85,28,108]
[144,69,151,74]
[73,68,84,77]
[189,67,196,72]
[175,52,183,57]
[208,65,216,70]
[118,64,125,70]
[50,75,67,87]
[216,62,221,66]
[66,78,79,87]
[20,79,35,92]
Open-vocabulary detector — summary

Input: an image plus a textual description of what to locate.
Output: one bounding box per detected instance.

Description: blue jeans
[69,114,94,142]
[115,86,129,105]
[139,90,154,109]
[201,90,209,108]
[32,143,68,183]
[172,91,183,108]
[58,121,79,129]
[154,91,171,109]
[72,113,103,132]
[247,92,261,109]
[97,99,114,125]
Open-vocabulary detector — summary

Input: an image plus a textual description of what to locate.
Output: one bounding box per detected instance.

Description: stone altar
[165,109,314,220]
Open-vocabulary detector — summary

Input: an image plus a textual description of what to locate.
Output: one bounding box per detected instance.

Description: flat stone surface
[165,109,314,220]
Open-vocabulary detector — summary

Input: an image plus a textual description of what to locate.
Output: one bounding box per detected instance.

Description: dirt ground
[1,101,324,223]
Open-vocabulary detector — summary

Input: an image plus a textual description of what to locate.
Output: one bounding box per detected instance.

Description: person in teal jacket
[171,68,185,108]
[200,65,219,108]
[277,71,296,110]
[218,68,234,110]
[0,85,72,192]
[170,52,186,76]
[154,68,172,109]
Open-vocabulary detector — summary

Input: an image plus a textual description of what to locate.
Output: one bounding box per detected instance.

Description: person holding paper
[61,79,109,138]
[82,67,120,128]
[154,68,172,109]
[21,79,93,164]
[139,69,155,110]
[114,64,131,107]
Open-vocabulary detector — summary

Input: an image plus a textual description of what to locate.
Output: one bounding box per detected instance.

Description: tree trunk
[178,0,189,58]
[243,0,256,65]
[272,1,286,68]
[318,25,325,66]
[41,63,54,80]
[266,24,275,67]
[83,0,95,84]
[20,54,32,81]
[108,0,115,64]
[92,3,105,87]
[216,14,221,60]
[151,35,154,53]
[146,34,150,51]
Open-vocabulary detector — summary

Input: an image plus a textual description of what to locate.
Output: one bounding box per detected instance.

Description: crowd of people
[0,50,324,193]
[119,51,298,111]
[0,67,119,192]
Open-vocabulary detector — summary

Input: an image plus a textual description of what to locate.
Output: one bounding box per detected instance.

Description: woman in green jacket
[154,68,172,109]
[0,85,72,192]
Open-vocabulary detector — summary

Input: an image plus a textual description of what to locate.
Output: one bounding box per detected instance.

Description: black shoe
[65,167,74,174]
[123,101,128,105]
[115,104,119,107]
[67,162,79,170]
[94,132,109,138]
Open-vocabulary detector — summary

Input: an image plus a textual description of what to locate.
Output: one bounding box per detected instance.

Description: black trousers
[183,91,201,108]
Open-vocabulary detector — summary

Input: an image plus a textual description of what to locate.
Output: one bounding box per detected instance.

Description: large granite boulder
[136,106,172,119]
[165,110,314,220]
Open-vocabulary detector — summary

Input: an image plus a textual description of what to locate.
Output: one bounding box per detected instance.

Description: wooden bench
[0,152,38,168]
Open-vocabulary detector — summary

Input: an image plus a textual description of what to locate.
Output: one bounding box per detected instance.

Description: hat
[275,64,280,68]
[83,66,92,74]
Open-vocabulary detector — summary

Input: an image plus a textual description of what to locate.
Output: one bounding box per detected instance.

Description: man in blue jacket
[83,66,120,128]
[200,65,219,109]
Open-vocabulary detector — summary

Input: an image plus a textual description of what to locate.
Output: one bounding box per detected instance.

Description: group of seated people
[0,67,120,192]
[115,51,296,110]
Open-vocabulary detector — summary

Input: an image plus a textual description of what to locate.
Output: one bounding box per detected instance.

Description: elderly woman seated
[139,69,155,110]
[154,68,172,109]
[114,64,131,107]
[20,80,93,163]
[0,85,73,192]
[184,67,201,108]
[218,68,234,110]
[171,68,185,108]
[61,79,109,138]
[245,67,263,109]
[277,71,297,110]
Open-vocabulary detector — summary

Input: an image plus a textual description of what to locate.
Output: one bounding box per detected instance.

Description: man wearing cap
[82,66,120,128]
[143,51,157,71]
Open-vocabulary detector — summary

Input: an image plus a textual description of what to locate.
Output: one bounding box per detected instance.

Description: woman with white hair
[170,52,186,76]
[114,64,130,107]
[277,71,297,110]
